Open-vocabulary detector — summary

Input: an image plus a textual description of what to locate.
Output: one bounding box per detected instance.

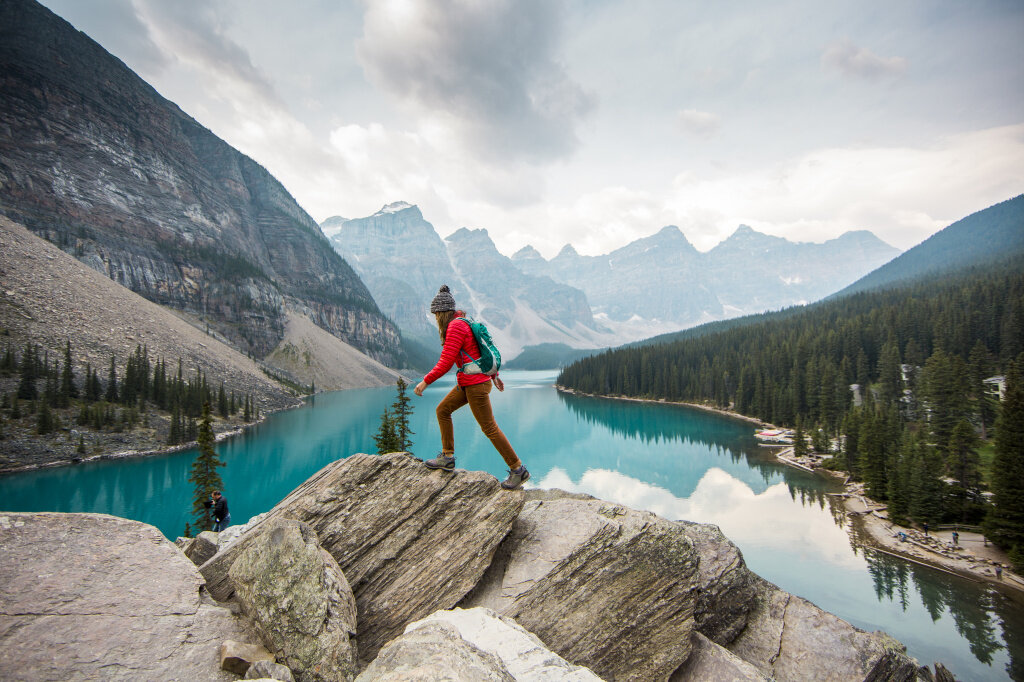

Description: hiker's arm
[421,320,469,387]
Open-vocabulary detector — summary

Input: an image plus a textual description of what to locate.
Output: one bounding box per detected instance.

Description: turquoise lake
[1,370,1021,681]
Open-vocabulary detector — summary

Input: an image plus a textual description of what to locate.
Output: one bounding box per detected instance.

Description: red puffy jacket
[423,314,492,388]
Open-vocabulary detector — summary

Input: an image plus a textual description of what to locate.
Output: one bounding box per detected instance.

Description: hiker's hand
[414,381,426,396]
[493,376,504,392]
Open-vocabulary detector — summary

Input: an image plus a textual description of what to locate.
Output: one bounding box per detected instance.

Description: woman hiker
[413,285,530,490]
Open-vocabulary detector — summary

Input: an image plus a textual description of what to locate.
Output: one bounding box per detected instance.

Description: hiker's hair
[435,310,456,343]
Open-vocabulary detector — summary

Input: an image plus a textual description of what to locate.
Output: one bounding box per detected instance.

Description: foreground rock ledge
[201,452,524,662]
[462,496,700,681]
[0,512,248,681]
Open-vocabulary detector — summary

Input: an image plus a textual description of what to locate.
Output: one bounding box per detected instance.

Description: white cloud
[677,109,721,138]
[664,123,1024,250]
[536,466,862,569]
[355,0,594,164]
[821,38,907,80]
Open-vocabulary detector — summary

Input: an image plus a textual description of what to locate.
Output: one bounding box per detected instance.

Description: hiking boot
[425,453,455,471]
[501,465,530,490]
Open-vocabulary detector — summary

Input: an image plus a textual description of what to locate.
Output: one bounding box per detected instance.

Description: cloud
[821,38,907,80]
[355,0,594,164]
[133,1,282,108]
[665,123,1024,250]
[676,109,721,138]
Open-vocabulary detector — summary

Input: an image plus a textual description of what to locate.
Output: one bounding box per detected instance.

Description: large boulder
[0,512,248,681]
[229,519,358,682]
[409,607,602,681]
[461,497,699,681]
[354,621,515,681]
[674,520,757,645]
[201,453,523,662]
[728,575,915,681]
[670,632,768,681]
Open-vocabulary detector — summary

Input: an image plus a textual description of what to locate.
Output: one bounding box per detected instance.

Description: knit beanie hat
[430,284,456,313]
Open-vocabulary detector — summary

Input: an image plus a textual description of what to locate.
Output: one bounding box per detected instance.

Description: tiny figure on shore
[923,522,929,536]
[898,531,907,542]
[995,564,1003,580]
[211,490,230,531]
[414,285,530,490]
[952,530,959,545]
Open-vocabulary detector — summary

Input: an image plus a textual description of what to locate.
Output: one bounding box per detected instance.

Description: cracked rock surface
[727,575,906,681]
[0,512,248,681]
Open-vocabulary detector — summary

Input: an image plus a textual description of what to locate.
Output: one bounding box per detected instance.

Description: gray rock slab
[354,621,514,681]
[461,497,699,682]
[230,519,358,682]
[245,660,296,681]
[670,632,768,681]
[186,530,221,566]
[0,512,247,681]
[409,607,603,681]
[201,453,523,663]
[728,575,914,681]
[674,520,757,645]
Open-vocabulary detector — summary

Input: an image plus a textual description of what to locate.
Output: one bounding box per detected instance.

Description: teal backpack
[455,317,501,376]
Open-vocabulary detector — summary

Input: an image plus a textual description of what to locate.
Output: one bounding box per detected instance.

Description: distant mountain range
[324,203,900,365]
[327,203,619,363]
[0,0,403,371]
[515,225,900,325]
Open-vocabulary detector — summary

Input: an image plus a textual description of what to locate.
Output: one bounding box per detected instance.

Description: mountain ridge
[0,0,403,368]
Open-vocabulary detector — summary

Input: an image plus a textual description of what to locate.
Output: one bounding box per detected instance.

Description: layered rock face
[0,512,248,681]
[201,453,524,662]
[462,497,700,680]
[0,0,402,365]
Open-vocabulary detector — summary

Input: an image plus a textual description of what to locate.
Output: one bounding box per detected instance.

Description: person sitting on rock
[211,490,230,531]
[414,285,530,490]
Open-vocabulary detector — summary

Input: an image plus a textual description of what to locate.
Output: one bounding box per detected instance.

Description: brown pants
[437,381,521,468]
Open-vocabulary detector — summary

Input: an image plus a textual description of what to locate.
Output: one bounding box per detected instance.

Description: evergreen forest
[0,340,261,454]
[558,256,1024,568]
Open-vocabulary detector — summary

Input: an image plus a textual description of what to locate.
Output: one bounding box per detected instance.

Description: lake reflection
[0,371,1020,680]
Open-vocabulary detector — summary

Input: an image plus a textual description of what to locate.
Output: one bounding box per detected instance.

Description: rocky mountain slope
[328,203,620,361]
[835,193,1024,297]
[515,224,900,327]
[1,453,948,680]
[0,0,403,367]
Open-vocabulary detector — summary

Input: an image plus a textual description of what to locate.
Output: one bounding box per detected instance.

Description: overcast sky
[40,0,1024,258]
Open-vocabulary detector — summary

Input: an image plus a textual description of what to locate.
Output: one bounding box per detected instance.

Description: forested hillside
[558,256,1024,565]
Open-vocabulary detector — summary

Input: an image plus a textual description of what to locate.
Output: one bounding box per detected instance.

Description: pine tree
[793,418,808,458]
[243,394,251,422]
[391,378,415,452]
[373,408,400,454]
[217,383,228,418]
[105,355,119,402]
[60,340,77,407]
[37,400,55,435]
[76,434,86,455]
[985,359,1024,569]
[17,343,38,400]
[946,419,981,523]
[187,402,225,532]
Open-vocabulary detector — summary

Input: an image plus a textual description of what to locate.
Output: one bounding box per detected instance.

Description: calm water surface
[1,371,1021,680]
